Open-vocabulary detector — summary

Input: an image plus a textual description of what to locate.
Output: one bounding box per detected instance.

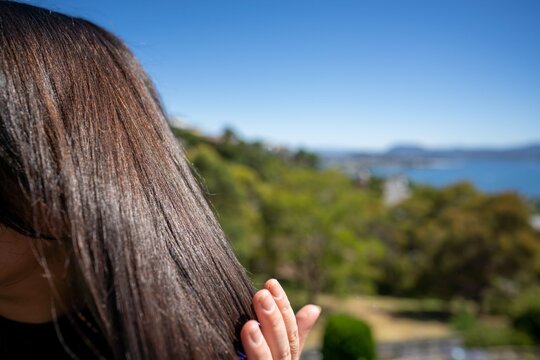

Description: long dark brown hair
[0,2,256,358]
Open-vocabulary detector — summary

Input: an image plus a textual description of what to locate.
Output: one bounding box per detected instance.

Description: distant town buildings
[531,215,540,231]
[383,175,411,206]
[355,168,372,187]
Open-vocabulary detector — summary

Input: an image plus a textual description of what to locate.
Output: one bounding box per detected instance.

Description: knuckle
[287,329,298,345]
[281,298,292,310]
[290,342,300,358]
[283,308,298,327]
[276,348,291,360]
[282,304,294,319]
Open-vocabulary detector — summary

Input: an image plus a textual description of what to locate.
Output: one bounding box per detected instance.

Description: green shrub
[322,314,376,360]
[513,309,540,344]
[460,322,533,347]
[451,310,476,332]
[451,311,533,347]
[511,286,540,344]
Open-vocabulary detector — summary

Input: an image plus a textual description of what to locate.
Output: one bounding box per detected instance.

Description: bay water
[371,159,540,199]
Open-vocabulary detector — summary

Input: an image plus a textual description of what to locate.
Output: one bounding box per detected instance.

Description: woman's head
[0,2,255,358]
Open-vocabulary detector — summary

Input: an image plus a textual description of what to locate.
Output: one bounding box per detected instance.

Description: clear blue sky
[24,0,540,151]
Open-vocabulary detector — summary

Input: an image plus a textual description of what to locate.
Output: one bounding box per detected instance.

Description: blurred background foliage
[172,126,540,349]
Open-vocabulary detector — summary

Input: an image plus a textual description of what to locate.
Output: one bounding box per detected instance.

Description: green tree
[259,168,385,301]
[187,144,263,266]
[382,182,540,306]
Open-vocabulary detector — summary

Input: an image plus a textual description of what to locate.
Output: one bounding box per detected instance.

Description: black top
[0,313,248,359]
[0,312,112,360]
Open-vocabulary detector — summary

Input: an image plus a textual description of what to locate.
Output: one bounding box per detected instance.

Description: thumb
[295,305,322,353]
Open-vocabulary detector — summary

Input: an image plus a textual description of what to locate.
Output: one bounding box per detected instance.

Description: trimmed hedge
[322,314,376,360]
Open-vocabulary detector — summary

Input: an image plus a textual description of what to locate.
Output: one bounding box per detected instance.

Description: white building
[383,175,410,206]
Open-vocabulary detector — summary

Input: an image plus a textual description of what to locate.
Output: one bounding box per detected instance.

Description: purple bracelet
[236,349,247,360]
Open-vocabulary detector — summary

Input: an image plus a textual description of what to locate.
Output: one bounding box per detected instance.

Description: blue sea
[371,159,540,199]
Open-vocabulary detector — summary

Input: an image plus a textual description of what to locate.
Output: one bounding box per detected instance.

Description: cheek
[0,226,40,286]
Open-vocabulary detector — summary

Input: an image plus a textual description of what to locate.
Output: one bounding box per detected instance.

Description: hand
[241,279,321,360]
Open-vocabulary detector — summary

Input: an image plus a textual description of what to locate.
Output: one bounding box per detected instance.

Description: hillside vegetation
[172,126,540,345]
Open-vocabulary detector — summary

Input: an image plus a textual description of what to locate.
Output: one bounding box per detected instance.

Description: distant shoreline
[316,143,540,161]
[320,155,540,200]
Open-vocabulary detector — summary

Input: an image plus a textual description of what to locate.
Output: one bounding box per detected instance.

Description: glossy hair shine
[0,2,255,358]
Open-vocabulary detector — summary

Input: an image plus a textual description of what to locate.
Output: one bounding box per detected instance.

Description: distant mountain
[386,144,540,160]
[319,143,540,160]
[386,145,427,157]
[317,143,540,175]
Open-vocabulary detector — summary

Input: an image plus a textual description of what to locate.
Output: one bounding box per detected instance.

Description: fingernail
[302,305,321,318]
[249,324,263,345]
[260,291,275,312]
[268,279,283,300]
